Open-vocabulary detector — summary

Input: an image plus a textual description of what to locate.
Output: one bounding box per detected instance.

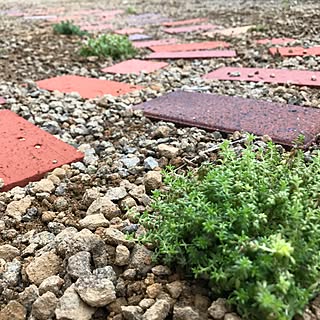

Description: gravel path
[1,0,320,319]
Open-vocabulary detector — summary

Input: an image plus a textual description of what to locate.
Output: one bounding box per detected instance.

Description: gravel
[1,0,320,319]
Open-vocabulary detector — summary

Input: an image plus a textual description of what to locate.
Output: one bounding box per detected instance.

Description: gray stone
[39,275,64,295]
[173,306,200,320]
[93,266,117,284]
[103,228,134,248]
[32,291,58,320]
[144,157,159,170]
[2,258,21,286]
[106,186,127,201]
[129,245,153,273]
[152,265,171,276]
[142,300,170,320]
[79,214,109,230]
[208,298,228,319]
[121,156,140,169]
[139,298,155,309]
[86,196,120,220]
[121,305,143,320]
[55,285,96,320]
[75,274,116,307]
[67,251,92,280]
[18,285,39,311]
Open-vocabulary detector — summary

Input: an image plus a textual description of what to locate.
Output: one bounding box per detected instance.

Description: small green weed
[53,20,88,36]
[79,34,137,59]
[140,136,320,320]
[126,6,137,14]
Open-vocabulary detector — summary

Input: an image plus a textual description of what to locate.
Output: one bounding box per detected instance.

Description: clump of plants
[79,34,137,60]
[140,136,320,320]
[53,20,88,36]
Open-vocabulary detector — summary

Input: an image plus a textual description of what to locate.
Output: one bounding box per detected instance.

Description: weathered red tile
[101,59,168,75]
[128,34,152,41]
[146,50,236,59]
[203,67,320,87]
[269,46,320,57]
[205,25,253,37]
[133,91,320,147]
[163,24,218,34]
[162,18,208,27]
[255,38,295,45]
[0,97,6,104]
[149,41,230,52]
[0,110,84,192]
[36,75,143,99]
[93,10,124,17]
[81,24,113,31]
[133,38,179,48]
[114,28,144,35]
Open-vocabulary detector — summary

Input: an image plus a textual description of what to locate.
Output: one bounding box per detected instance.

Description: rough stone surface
[67,251,92,279]
[0,301,27,320]
[142,300,170,320]
[32,291,58,320]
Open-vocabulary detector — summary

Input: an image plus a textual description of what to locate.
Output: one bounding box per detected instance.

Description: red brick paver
[146,50,236,59]
[101,59,168,75]
[255,38,295,45]
[114,28,144,35]
[81,24,113,31]
[36,75,143,99]
[133,38,179,48]
[0,110,84,192]
[205,25,253,37]
[149,41,230,52]
[269,46,320,57]
[133,91,320,147]
[203,67,320,87]
[163,24,218,34]
[162,18,208,27]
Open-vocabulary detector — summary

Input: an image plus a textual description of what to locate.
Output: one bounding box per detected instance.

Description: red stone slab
[163,24,218,34]
[101,59,168,75]
[205,25,253,37]
[255,38,295,45]
[81,24,113,31]
[133,91,320,147]
[0,110,84,192]
[269,46,320,57]
[149,41,230,52]
[162,18,208,27]
[93,10,124,17]
[203,67,320,87]
[0,97,6,104]
[133,38,179,48]
[36,75,143,99]
[114,28,144,35]
[146,50,236,59]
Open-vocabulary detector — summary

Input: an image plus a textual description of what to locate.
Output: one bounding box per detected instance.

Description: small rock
[18,285,39,311]
[146,283,162,299]
[166,281,183,299]
[144,157,159,170]
[106,187,127,201]
[67,251,92,280]
[139,298,155,309]
[0,178,4,190]
[51,168,66,179]
[224,313,242,320]
[75,274,116,307]
[144,171,162,194]
[26,252,62,286]
[157,144,179,159]
[5,196,32,222]
[39,275,64,295]
[0,301,27,320]
[153,126,171,138]
[79,214,109,230]
[152,265,171,276]
[103,227,134,248]
[121,156,140,169]
[142,300,170,320]
[129,245,153,273]
[115,244,130,266]
[2,258,21,286]
[87,196,120,220]
[32,179,55,193]
[55,284,96,320]
[173,306,200,320]
[93,266,117,284]
[121,305,143,320]
[0,244,20,261]
[32,291,58,320]
[208,298,228,320]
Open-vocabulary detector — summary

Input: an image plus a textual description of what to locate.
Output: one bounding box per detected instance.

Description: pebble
[32,291,58,320]
[157,144,179,159]
[0,300,27,320]
[142,299,170,320]
[67,251,92,279]
[79,213,110,230]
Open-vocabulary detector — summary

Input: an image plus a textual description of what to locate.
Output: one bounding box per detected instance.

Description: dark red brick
[269,46,320,57]
[133,38,179,48]
[203,67,320,87]
[163,24,218,34]
[205,25,253,37]
[114,28,144,35]
[36,75,143,99]
[255,38,295,45]
[0,110,84,191]
[146,50,236,59]
[133,91,320,147]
